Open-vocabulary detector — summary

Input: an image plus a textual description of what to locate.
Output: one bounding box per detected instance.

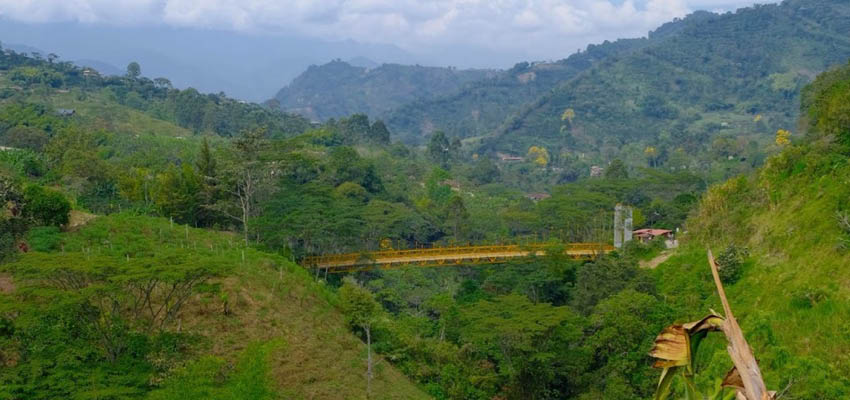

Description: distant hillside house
[440,179,461,191]
[590,166,604,178]
[633,228,673,243]
[497,152,524,162]
[525,193,551,202]
[56,108,76,117]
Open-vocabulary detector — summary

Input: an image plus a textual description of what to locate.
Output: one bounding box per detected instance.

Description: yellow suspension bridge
[303,242,615,273]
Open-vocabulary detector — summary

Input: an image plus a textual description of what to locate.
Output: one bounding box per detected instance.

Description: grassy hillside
[651,62,850,398]
[0,214,430,399]
[274,60,494,121]
[489,0,850,160]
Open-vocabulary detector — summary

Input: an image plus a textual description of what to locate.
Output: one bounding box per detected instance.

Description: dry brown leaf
[649,325,690,367]
[722,366,745,390]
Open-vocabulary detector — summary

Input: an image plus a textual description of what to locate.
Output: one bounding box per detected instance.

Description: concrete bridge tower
[614,204,633,249]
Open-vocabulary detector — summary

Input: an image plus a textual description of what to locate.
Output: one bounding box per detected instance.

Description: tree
[0,172,26,260]
[468,158,500,185]
[605,159,629,179]
[527,146,550,167]
[644,146,658,167]
[460,294,584,398]
[339,279,380,396]
[21,185,71,227]
[126,62,141,79]
[211,128,267,243]
[369,120,391,144]
[561,108,576,125]
[153,77,173,90]
[196,137,217,178]
[445,195,469,239]
[154,164,203,225]
[775,129,791,146]
[427,131,451,167]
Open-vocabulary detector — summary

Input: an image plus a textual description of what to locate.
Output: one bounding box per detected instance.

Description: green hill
[273,60,495,121]
[0,214,430,399]
[384,16,705,145]
[652,61,850,398]
[486,0,850,159]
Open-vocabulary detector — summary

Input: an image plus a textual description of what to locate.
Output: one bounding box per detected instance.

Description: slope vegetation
[653,62,850,399]
[0,215,430,399]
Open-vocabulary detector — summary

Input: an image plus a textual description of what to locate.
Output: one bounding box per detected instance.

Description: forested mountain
[271,0,850,166]
[484,0,850,157]
[384,12,713,144]
[273,60,495,121]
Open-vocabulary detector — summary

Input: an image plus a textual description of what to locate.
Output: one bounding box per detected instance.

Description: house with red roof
[632,228,674,243]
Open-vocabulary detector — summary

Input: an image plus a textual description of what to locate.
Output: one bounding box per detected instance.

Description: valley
[2,1,850,399]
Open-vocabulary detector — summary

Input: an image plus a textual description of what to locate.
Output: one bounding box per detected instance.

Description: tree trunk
[366,324,373,398]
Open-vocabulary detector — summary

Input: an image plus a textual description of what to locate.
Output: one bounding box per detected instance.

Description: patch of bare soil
[66,210,97,231]
[0,274,15,294]
[640,250,674,269]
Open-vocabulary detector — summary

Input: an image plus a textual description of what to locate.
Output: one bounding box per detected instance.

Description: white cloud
[0,0,775,61]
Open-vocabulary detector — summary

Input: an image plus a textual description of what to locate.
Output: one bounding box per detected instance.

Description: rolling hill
[483,0,850,159]
[273,60,495,122]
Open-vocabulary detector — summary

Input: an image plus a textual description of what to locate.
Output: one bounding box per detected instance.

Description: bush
[22,185,71,227]
[715,244,749,284]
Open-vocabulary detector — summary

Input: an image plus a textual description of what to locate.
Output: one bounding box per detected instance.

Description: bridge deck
[303,243,614,273]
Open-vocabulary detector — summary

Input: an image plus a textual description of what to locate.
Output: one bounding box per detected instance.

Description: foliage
[714,245,749,285]
[147,342,280,400]
[774,129,792,146]
[655,63,850,398]
[527,145,549,167]
[21,185,70,227]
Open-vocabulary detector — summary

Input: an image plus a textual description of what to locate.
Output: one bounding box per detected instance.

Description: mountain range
[271,0,850,162]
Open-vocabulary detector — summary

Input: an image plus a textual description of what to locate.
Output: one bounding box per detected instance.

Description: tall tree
[196,137,217,178]
[369,120,391,144]
[339,279,380,396]
[212,128,267,243]
[427,131,451,167]
[126,62,141,80]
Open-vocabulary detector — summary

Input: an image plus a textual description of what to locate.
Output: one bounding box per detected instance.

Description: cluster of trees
[337,248,675,399]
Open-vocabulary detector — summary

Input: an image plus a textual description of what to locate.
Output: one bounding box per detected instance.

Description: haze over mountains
[0,19,417,101]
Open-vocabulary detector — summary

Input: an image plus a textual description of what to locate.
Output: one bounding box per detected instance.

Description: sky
[0,0,779,64]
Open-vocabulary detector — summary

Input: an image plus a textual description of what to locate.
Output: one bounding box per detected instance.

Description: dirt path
[640,250,675,269]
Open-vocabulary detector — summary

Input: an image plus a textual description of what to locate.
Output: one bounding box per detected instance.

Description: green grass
[652,140,850,398]
[3,214,430,399]
[30,89,193,138]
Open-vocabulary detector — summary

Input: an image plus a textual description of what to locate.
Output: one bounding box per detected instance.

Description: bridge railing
[302,242,614,267]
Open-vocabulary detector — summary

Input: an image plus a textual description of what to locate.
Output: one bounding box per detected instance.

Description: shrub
[715,244,749,284]
[21,185,71,227]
